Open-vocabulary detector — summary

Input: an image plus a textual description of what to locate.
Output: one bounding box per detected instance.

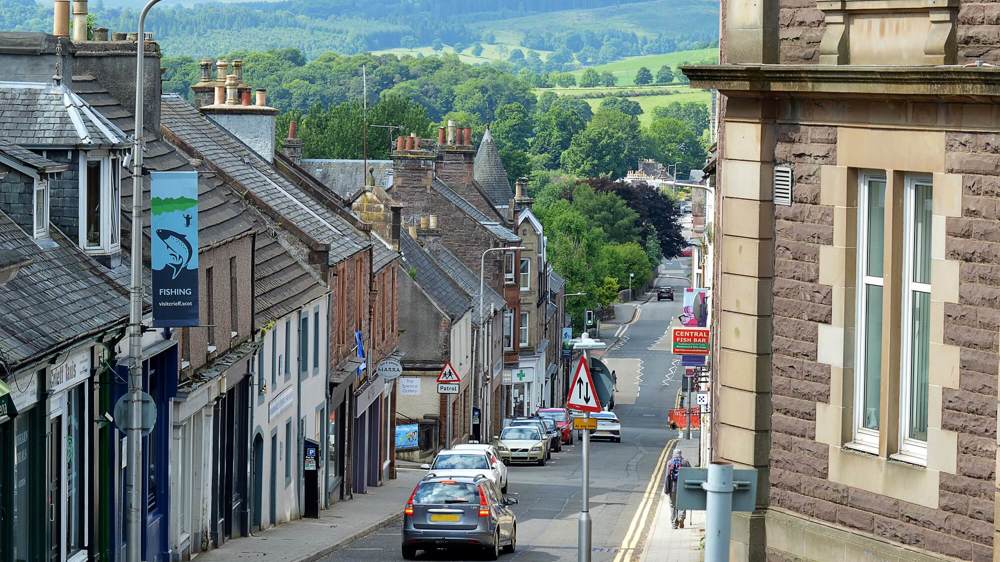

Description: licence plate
[430,514,461,523]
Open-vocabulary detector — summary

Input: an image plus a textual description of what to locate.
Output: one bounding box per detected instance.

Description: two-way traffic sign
[567,356,602,413]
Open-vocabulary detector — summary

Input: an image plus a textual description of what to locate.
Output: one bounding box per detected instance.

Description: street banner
[151,171,199,327]
[681,287,710,327]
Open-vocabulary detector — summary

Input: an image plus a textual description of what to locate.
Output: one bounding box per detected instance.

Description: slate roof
[72,75,256,249]
[473,128,513,210]
[399,231,470,322]
[0,139,68,174]
[424,240,506,324]
[0,210,129,367]
[254,230,328,325]
[549,270,566,293]
[160,95,371,266]
[429,178,519,242]
[303,159,393,202]
[0,81,127,148]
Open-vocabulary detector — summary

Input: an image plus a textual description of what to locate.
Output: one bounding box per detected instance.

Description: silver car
[494,426,548,466]
[402,475,518,560]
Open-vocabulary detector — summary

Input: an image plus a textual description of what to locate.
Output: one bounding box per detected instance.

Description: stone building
[686,1,1000,560]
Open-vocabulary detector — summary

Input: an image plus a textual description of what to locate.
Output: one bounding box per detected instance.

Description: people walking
[664,449,691,529]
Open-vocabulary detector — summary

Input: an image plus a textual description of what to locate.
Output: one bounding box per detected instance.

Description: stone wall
[958,2,1000,63]
[779,0,824,64]
[767,123,996,561]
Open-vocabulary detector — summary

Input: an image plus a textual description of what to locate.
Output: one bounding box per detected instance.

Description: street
[326,260,691,562]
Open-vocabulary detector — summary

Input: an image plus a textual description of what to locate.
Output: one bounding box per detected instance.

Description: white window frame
[897,174,932,463]
[502,309,514,351]
[519,311,530,347]
[852,171,885,453]
[519,257,531,291]
[77,153,121,253]
[504,252,515,284]
[33,178,49,238]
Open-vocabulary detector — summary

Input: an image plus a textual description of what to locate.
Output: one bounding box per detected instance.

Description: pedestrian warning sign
[567,356,602,413]
[436,362,462,384]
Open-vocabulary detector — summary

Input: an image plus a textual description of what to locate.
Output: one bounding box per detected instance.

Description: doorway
[47,416,62,562]
[252,434,263,531]
[269,434,277,526]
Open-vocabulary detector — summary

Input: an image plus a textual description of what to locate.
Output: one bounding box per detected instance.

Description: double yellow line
[612,438,677,562]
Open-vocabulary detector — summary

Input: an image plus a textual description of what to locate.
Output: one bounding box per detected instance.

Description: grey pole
[703,462,734,562]
[128,3,160,561]
[685,374,692,440]
[578,351,591,562]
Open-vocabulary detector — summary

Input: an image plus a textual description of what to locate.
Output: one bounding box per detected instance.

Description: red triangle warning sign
[567,356,602,413]
[436,362,462,384]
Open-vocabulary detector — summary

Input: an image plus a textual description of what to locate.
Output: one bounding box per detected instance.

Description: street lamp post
[128,3,161,561]
[478,246,524,441]
[628,272,634,301]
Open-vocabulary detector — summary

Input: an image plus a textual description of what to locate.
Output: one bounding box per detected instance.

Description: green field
[584,91,711,126]
[372,42,551,65]
[570,48,719,86]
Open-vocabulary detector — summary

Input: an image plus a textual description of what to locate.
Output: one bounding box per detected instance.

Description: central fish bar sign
[671,327,710,356]
[151,171,200,327]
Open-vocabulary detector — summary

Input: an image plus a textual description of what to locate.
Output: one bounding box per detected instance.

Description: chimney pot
[112,32,127,41]
[232,59,244,83]
[515,178,524,199]
[437,127,446,146]
[213,85,225,106]
[395,136,406,152]
[126,32,138,42]
[199,59,213,82]
[405,136,415,151]
[71,0,88,42]
[54,0,70,38]
[462,127,472,146]
[240,89,252,106]
[93,27,108,41]
[447,120,456,145]
[225,74,239,105]
[428,215,438,230]
[419,215,429,229]
[255,88,267,107]
[216,60,229,82]
[288,120,298,140]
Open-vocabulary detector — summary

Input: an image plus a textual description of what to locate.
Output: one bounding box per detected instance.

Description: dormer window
[33,178,49,239]
[79,152,121,253]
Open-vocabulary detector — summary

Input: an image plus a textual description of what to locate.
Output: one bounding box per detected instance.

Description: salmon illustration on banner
[151,171,200,327]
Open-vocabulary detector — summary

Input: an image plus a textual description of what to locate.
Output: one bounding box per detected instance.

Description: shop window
[66,386,85,556]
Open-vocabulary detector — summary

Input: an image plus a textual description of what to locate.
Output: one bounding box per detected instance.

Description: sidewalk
[640,438,705,562]
[194,468,423,562]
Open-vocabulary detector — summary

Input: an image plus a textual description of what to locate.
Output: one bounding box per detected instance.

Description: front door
[252,435,263,531]
[47,416,62,562]
[269,434,277,526]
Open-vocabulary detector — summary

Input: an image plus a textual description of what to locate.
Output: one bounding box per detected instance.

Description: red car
[537,408,573,445]
[681,246,694,257]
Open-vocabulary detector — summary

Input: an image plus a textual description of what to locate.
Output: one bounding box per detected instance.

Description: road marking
[612,439,675,562]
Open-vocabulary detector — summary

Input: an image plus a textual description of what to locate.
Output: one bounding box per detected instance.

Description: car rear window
[433,454,490,470]
[537,410,566,421]
[594,413,618,421]
[501,427,541,440]
[413,481,479,504]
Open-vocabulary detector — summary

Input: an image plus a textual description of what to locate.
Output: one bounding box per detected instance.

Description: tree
[492,102,532,154]
[531,97,592,169]
[600,97,643,118]
[634,66,653,85]
[600,71,617,87]
[600,242,653,291]
[579,68,601,88]
[588,178,687,259]
[652,101,709,136]
[508,49,525,63]
[655,65,674,84]
[560,108,645,179]
[471,43,484,56]
[555,73,577,88]
[643,116,707,180]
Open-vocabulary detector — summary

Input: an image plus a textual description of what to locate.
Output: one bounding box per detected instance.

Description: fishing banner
[151,171,200,327]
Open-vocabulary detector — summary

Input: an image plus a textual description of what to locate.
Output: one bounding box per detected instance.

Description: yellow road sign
[573,417,597,431]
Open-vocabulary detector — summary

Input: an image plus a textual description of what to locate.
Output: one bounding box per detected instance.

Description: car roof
[453,444,495,451]
[437,449,488,456]
[420,474,488,484]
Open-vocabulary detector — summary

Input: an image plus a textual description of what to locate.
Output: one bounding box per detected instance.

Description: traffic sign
[573,417,597,431]
[436,362,461,384]
[113,392,157,436]
[567,356,602,413]
[696,392,710,406]
[437,383,459,394]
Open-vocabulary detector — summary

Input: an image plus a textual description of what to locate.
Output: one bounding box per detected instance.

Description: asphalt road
[325,259,689,562]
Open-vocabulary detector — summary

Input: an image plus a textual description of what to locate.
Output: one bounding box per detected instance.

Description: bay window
[33,178,49,238]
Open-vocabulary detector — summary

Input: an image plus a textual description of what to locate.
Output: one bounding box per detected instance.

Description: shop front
[0,368,43,562]
[352,372,385,494]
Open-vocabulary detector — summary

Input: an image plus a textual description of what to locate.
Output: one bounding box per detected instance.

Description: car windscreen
[501,428,541,440]
[433,454,490,470]
[537,411,565,421]
[541,419,556,431]
[413,481,479,504]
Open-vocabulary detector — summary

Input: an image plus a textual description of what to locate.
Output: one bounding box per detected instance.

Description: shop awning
[0,379,17,420]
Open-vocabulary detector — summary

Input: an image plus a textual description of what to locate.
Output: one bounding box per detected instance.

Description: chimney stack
[54,0,70,37]
[71,0,88,42]
[201,61,280,163]
[283,120,304,164]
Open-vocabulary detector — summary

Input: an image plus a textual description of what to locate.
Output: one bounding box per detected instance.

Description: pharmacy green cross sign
[515,370,528,382]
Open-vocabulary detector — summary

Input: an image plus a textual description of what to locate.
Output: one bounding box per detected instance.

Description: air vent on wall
[774,166,793,206]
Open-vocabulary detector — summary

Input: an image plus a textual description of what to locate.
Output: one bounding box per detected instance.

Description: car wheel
[502,481,508,494]
[401,545,417,560]
[538,456,546,466]
[484,530,501,560]
[504,525,517,553]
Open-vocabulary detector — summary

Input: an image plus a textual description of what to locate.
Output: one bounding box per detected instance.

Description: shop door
[269,435,277,526]
[0,421,11,559]
[252,435,263,531]
[47,416,62,562]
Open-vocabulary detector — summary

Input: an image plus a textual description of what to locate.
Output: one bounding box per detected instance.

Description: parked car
[402,475,517,560]
[493,426,549,465]
[536,408,573,445]
[681,246,694,257]
[453,443,509,493]
[421,449,503,488]
[539,418,562,452]
[506,418,555,457]
[592,411,622,442]
[657,287,674,301]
